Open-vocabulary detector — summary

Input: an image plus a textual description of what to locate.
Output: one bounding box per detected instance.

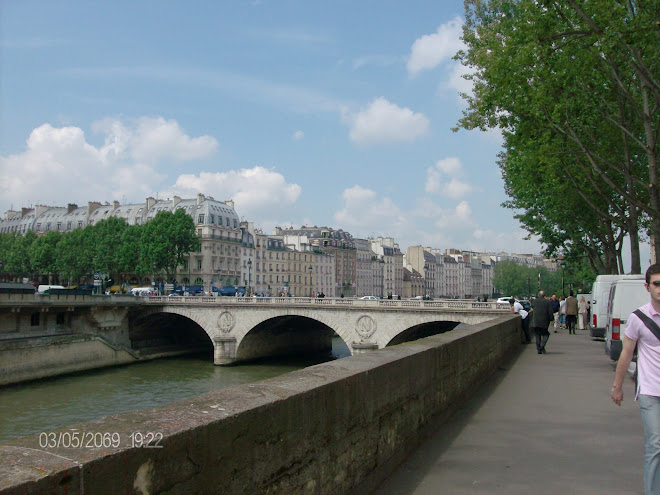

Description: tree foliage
[494,259,596,298]
[456,0,660,273]
[0,213,200,286]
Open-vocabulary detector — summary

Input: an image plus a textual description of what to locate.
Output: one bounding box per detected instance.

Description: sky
[0,1,650,269]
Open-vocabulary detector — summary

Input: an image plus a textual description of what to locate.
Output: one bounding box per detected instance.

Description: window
[57,222,62,231]
[56,313,65,325]
[78,222,83,228]
[210,214,214,224]
[198,214,204,223]
[183,260,189,270]
[67,222,72,230]
[197,259,202,270]
[30,313,40,327]
[234,219,237,228]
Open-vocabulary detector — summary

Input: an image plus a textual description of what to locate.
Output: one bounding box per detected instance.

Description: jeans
[639,394,660,494]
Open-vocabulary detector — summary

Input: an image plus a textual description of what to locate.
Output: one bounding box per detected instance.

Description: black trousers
[521,317,531,343]
[566,314,577,333]
[534,326,550,351]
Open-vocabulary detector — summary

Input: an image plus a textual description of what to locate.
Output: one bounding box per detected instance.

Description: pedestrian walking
[559,296,566,329]
[531,290,554,354]
[565,291,578,334]
[551,294,560,330]
[612,263,660,495]
[510,298,531,343]
[578,296,588,330]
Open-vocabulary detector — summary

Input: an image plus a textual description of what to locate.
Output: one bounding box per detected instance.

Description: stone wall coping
[0,315,520,494]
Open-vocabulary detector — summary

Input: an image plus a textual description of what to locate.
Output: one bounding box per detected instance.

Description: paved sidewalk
[371,329,644,495]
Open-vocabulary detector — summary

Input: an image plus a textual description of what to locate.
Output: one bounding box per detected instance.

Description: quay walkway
[370,328,644,495]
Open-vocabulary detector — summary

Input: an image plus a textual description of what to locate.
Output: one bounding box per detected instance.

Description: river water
[0,337,350,443]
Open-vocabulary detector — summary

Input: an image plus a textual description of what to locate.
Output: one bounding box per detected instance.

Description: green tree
[456,0,660,271]
[4,231,37,281]
[29,231,62,284]
[89,217,129,285]
[116,224,143,282]
[140,210,199,282]
[55,228,93,285]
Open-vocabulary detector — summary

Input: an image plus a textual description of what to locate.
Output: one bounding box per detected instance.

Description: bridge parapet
[143,295,509,311]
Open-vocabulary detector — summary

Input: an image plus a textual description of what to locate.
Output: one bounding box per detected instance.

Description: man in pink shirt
[612,263,660,494]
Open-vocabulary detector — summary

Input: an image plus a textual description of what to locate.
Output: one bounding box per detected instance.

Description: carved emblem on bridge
[355,315,376,339]
[217,311,236,333]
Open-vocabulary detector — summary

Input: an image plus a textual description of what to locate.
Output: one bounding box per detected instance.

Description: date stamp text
[38,430,164,449]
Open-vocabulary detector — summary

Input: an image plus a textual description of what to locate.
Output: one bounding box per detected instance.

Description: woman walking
[578,296,588,330]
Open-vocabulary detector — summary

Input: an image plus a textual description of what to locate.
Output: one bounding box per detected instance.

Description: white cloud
[444,178,474,199]
[407,17,465,77]
[132,117,217,162]
[344,97,429,145]
[471,228,542,254]
[445,60,474,99]
[172,166,301,222]
[293,130,304,140]
[333,185,408,237]
[0,118,217,211]
[425,157,473,199]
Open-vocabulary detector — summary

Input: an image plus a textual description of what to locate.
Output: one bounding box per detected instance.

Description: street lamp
[309,265,313,297]
[527,276,531,299]
[247,258,252,296]
[561,261,567,297]
[152,262,157,296]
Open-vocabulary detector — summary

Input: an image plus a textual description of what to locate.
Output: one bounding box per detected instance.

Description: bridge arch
[236,314,340,362]
[385,320,461,347]
[129,308,213,357]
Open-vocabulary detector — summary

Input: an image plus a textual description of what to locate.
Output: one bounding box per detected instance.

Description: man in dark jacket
[565,291,579,334]
[531,290,554,354]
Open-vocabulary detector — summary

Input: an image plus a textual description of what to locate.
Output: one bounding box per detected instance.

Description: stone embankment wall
[0,335,138,386]
[0,315,521,495]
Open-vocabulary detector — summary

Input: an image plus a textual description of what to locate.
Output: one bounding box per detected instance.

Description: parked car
[360,295,378,300]
[130,287,154,296]
[605,276,646,361]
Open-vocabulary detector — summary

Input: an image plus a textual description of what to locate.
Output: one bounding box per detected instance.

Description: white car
[360,295,378,300]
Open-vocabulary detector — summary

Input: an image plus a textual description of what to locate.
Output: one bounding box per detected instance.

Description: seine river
[0,337,350,443]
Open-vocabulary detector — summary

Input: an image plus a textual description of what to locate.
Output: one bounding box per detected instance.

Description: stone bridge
[136,296,509,364]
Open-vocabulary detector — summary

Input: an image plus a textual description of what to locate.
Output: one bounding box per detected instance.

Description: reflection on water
[0,337,350,443]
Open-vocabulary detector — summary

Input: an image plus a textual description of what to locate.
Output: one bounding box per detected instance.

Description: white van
[605,277,647,361]
[590,275,644,339]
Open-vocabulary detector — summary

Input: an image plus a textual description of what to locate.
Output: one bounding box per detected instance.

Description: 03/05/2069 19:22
[37,430,164,449]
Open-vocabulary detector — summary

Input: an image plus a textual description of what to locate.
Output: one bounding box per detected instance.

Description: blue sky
[1,1,647,267]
